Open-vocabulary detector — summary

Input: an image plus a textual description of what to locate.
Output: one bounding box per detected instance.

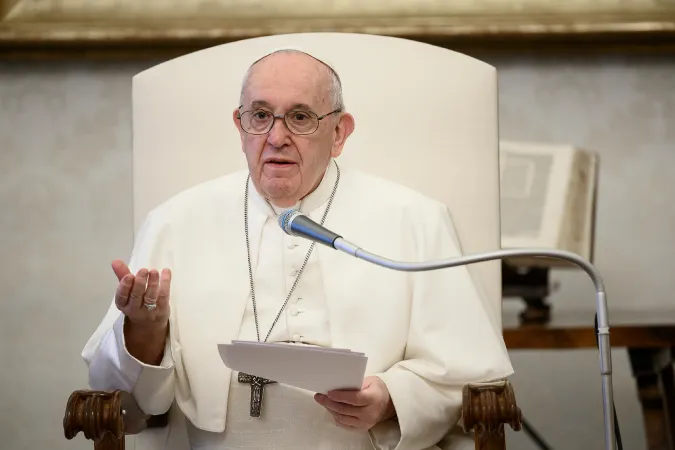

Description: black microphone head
[278,209,303,235]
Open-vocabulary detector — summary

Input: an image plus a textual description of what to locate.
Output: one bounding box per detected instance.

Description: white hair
[239,48,345,111]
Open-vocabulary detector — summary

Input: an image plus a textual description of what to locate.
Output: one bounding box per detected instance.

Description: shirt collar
[248,159,338,218]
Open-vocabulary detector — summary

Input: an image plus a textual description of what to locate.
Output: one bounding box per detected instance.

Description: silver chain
[244,161,341,343]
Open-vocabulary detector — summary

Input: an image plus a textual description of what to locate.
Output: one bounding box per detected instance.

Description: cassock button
[293,333,301,341]
[290,270,298,276]
[287,242,295,249]
[289,306,299,316]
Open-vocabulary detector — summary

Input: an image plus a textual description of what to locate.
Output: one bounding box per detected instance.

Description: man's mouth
[266,159,295,165]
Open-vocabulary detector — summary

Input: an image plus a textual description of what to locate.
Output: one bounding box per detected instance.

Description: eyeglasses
[237,106,342,135]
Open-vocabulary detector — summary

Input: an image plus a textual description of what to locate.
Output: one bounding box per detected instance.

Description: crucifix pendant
[237,372,276,418]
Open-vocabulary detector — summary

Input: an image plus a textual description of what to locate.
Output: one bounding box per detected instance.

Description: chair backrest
[131,32,503,328]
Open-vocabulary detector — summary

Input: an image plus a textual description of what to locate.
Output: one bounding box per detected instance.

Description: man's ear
[331,113,355,158]
[233,108,246,147]
[232,108,242,131]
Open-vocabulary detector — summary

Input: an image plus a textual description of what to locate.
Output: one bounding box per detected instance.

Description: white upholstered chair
[64,32,521,450]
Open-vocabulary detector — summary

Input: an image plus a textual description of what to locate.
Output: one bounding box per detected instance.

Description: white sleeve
[370,203,513,450]
[81,208,176,416]
[82,305,176,416]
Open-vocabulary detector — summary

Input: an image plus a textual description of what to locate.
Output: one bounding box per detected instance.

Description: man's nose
[267,117,290,147]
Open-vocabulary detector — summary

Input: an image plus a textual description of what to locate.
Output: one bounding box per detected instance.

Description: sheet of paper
[218,341,368,393]
[231,340,364,354]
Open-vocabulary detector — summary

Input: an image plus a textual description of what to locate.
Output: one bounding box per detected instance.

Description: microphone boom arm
[279,208,616,450]
[335,237,615,450]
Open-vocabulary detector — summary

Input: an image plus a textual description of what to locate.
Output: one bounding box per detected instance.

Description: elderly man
[83,49,513,450]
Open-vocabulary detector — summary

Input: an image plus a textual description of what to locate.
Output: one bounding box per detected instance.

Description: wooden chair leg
[64,390,150,450]
[629,347,675,450]
[462,380,522,450]
[94,435,125,450]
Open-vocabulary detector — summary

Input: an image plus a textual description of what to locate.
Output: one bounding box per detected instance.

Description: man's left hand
[314,376,396,429]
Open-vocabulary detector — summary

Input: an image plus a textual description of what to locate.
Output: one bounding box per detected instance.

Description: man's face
[233,52,354,207]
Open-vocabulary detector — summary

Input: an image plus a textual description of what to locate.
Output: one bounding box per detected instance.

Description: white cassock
[82,159,513,450]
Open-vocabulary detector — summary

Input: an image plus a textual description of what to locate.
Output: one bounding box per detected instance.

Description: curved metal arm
[334,240,616,450]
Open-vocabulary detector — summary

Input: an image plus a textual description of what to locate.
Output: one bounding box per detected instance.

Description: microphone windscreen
[278,209,301,235]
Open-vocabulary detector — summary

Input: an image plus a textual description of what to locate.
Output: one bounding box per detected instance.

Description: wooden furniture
[504,308,675,450]
[63,382,523,450]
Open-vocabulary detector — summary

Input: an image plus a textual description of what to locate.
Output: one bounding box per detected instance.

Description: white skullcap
[241,45,344,109]
[248,46,339,75]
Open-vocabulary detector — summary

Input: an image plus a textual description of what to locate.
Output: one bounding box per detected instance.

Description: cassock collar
[248,159,338,218]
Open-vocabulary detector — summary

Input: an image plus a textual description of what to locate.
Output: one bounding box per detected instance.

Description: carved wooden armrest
[462,380,523,450]
[65,383,521,450]
[63,389,166,450]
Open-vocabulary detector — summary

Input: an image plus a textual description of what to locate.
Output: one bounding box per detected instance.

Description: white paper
[218,341,368,393]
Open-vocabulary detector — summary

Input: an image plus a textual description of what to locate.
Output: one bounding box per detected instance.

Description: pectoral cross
[237,372,276,417]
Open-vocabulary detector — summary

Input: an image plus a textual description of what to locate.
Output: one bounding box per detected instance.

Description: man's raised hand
[112,259,171,332]
[111,259,172,365]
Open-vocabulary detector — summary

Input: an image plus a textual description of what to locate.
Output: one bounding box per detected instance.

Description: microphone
[279,209,619,450]
[278,209,343,248]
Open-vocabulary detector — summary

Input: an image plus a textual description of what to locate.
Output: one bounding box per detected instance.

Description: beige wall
[1,54,674,450]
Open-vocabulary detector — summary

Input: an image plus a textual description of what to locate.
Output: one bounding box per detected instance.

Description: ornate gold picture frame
[1,0,674,59]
